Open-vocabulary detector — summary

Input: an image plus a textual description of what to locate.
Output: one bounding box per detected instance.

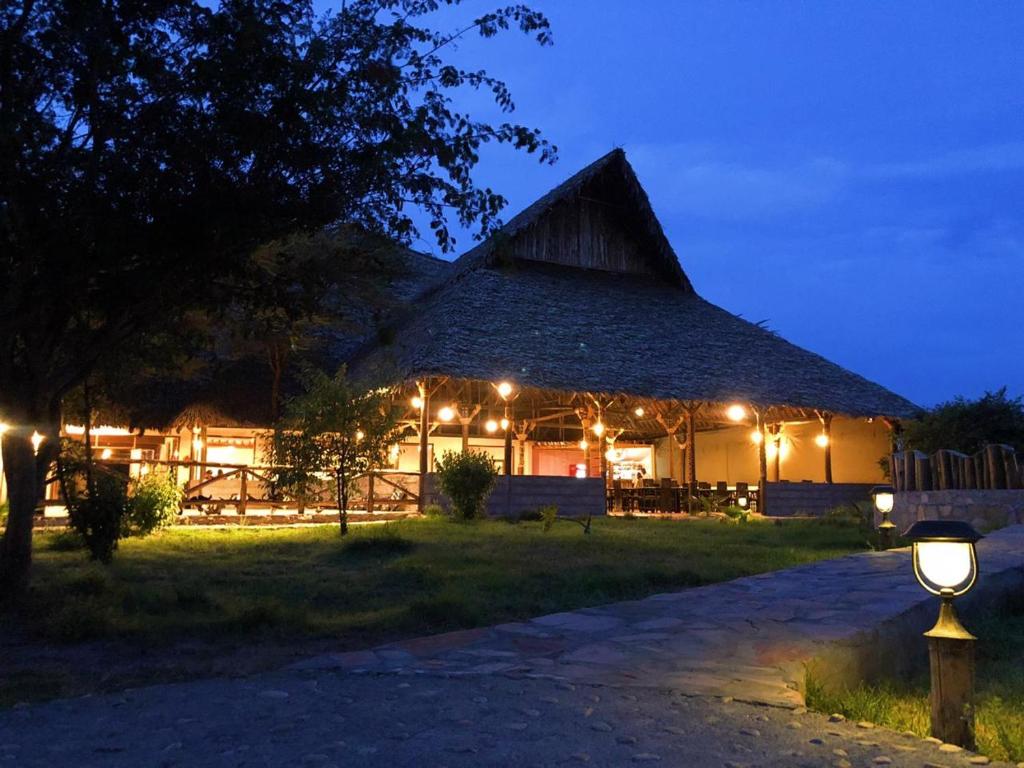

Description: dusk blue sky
[397,2,1023,407]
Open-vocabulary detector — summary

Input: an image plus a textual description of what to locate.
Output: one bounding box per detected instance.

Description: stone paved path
[294,526,1024,708]
[2,526,1022,767]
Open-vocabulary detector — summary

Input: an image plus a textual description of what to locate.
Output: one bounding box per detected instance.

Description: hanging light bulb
[100,448,113,460]
[634,406,645,418]
[578,438,589,451]
[496,381,514,400]
[592,422,606,437]
[750,430,763,444]
[355,429,365,441]
[411,395,424,410]
[726,404,747,422]
[30,430,44,455]
[484,419,499,434]
[437,406,455,422]
[499,418,510,430]
[815,433,829,448]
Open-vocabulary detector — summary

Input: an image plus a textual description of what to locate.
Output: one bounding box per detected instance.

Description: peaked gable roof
[347,151,920,419]
[455,148,693,290]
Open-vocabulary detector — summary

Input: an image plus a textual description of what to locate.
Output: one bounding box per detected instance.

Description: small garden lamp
[904,519,983,749]
[871,484,896,549]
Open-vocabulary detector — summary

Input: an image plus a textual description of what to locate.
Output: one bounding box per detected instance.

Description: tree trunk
[0,433,43,597]
[336,469,348,536]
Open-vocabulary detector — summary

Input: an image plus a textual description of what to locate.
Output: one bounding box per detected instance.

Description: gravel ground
[0,668,1011,768]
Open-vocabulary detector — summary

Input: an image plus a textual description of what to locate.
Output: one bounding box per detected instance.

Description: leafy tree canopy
[0,0,555,593]
[903,388,1024,455]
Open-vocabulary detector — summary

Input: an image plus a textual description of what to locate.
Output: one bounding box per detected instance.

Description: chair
[658,478,678,513]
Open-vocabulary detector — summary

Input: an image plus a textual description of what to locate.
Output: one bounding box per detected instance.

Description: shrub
[125,470,182,537]
[434,450,498,520]
[46,529,85,551]
[423,503,448,518]
[722,505,751,524]
[67,473,128,564]
[0,500,8,529]
[343,524,415,556]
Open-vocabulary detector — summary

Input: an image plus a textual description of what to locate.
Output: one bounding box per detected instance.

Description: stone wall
[764,482,875,517]
[890,489,1024,533]
[424,474,606,519]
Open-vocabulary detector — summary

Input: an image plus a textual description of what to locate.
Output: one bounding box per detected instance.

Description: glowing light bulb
[496,381,514,399]
[355,429,365,441]
[30,430,44,454]
[815,433,829,448]
[726,404,747,422]
[917,542,973,591]
[750,430,763,444]
[411,396,424,410]
[437,406,455,422]
[634,407,645,418]
[100,448,112,460]
[578,439,589,451]
[499,418,510,430]
[0,422,9,435]
[484,419,499,434]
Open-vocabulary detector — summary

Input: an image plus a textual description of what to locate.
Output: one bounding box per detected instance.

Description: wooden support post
[769,425,781,482]
[461,420,470,454]
[367,472,375,515]
[417,382,429,513]
[929,636,976,749]
[820,412,833,484]
[238,470,248,516]
[503,404,513,476]
[685,407,696,513]
[756,410,768,516]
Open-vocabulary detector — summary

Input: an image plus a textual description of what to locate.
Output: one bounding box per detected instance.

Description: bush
[125,471,182,537]
[0,500,8,529]
[46,529,85,551]
[67,473,128,564]
[434,450,498,520]
[423,503,448,518]
[343,524,415,556]
[722,505,751,524]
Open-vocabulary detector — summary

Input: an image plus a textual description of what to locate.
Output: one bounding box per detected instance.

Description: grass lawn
[3,515,868,705]
[808,605,1024,764]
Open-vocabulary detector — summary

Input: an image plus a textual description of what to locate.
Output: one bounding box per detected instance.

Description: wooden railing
[891,445,1022,492]
[44,459,420,516]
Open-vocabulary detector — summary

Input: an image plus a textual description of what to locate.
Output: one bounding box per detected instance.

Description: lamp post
[904,520,982,750]
[871,484,896,549]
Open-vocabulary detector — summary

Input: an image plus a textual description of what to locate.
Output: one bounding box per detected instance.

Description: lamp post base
[926,599,976,750]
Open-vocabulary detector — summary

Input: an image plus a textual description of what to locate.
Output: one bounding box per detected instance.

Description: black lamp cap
[902,519,983,543]
[870,485,894,496]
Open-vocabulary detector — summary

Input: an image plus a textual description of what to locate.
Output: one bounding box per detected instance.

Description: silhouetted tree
[0,0,555,595]
[904,388,1024,455]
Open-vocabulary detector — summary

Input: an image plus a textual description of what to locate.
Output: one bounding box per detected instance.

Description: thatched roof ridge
[452,148,692,290]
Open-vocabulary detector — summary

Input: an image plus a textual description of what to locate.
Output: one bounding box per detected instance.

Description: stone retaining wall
[890,488,1024,533]
[424,474,606,519]
[764,482,875,517]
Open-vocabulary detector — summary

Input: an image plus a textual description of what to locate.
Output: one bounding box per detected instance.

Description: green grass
[808,607,1024,763]
[17,516,868,648]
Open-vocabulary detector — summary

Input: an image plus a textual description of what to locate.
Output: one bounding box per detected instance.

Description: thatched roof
[348,151,919,420]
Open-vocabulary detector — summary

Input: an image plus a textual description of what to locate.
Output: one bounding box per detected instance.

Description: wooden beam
[819,411,834,484]
[685,405,697,512]
[417,380,429,513]
[754,407,768,516]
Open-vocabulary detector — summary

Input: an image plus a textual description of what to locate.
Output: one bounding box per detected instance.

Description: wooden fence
[891,445,1022,492]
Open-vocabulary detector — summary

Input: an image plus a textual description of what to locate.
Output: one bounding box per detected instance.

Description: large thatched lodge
[6,150,919,520]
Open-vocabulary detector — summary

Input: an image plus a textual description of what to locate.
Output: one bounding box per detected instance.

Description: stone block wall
[424,474,606,519]
[764,482,875,517]
[890,489,1024,533]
